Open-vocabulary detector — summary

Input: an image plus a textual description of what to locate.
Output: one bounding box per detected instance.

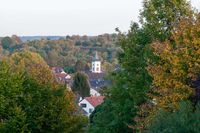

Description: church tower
[92,51,101,73]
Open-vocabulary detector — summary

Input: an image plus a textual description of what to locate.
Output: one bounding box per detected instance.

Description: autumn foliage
[0,51,87,133]
[148,14,200,110]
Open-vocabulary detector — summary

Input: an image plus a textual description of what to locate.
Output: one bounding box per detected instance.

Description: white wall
[92,61,101,73]
[90,88,101,96]
[79,99,95,116]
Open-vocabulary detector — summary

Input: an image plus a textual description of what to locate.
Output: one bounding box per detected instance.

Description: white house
[79,96,104,116]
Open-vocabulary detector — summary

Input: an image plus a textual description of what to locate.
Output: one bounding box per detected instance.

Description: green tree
[137,0,195,129]
[140,0,193,41]
[74,60,87,72]
[148,15,200,111]
[72,72,90,98]
[89,100,117,133]
[47,50,60,66]
[0,52,87,133]
[1,37,14,49]
[89,0,194,132]
[21,76,87,133]
[145,101,200,133]
[0,61,27,133]
[89,23,152,133]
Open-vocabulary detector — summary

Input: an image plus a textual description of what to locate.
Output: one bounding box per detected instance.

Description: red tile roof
[85,96,104,107]
[55,73,68,79]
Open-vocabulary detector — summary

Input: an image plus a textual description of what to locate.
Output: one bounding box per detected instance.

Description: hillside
[0,34,120,73]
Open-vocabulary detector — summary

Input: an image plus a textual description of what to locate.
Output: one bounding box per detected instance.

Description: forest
[0,0,200,133]
[0,33,119,73]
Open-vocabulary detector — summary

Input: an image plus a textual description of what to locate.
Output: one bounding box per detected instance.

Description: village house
[78,52,111,116]
[51,52,110,96]
[79,96,104,116]
[51,52,110,116]
[51,67,72,85]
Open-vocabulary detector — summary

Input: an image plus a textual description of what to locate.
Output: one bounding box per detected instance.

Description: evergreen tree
[89,22,152,133]
[72,72,90,98]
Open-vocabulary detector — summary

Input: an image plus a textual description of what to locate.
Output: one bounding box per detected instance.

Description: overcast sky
[0,0,199,36]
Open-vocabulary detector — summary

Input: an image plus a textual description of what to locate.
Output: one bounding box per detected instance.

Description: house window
[97,64,99,66]
[96,67,99,71]
[81,103,87,108]
[89,108,93,113]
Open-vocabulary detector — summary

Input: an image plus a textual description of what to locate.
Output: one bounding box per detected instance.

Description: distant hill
[20,36,65,42]
[0,34,119,73]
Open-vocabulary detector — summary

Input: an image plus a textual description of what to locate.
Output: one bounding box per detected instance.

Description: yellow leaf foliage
[148,14,200,110]
[8,51,57,87]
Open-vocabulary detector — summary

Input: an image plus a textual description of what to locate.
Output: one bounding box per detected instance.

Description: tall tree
[72,72,90,98]
[74,60,88,72]
[148,14,200,110]
[89,23,152,133]
[140,0,193,41]
[89,0,194,132]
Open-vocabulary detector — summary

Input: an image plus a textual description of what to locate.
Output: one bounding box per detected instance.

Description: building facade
[92,51,101,73]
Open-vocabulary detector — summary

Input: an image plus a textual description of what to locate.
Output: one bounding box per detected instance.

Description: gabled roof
[55,73,71,80]
[55,73,66,78]
[85,96,104,107]
[86,71,112,90]
[89,80,111,90]
[87,71,105,80]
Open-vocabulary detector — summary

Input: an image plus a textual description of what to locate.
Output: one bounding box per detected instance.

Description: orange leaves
[148,15,200,110]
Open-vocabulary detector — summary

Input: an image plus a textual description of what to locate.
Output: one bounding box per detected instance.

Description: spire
[95,51,99,60]
[92,51,100,61]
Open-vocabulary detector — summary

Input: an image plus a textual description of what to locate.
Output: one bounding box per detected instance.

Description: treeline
[0,34,119,73]
[0,51,87,132]
[88,0,200,133]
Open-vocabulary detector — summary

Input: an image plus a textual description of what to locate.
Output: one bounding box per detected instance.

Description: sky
[0,0,199,36]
